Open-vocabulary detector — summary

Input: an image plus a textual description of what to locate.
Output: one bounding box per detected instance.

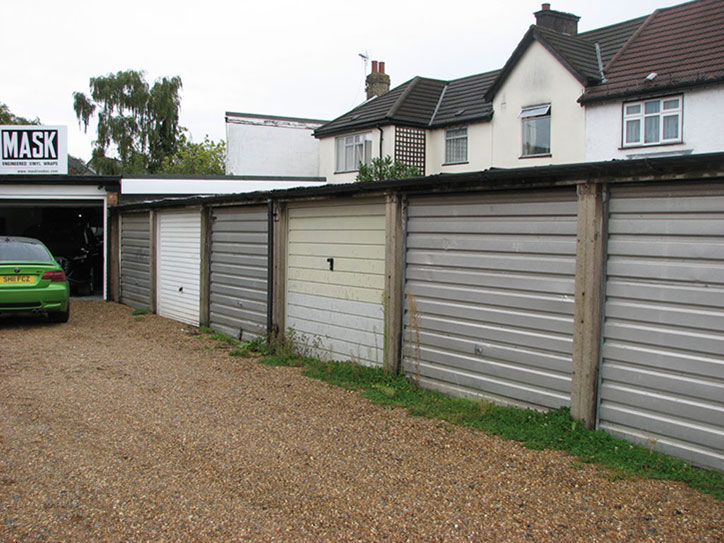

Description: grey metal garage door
[599,184,724,471]
[403,189,577,409]
[209,206,268,340]
[120,212,151,310]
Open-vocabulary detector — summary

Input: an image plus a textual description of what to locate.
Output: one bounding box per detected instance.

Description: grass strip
[204,330,724,500]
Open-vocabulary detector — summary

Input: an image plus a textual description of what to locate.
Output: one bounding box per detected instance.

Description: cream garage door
[286,199,386,366]
[156,209,201,326]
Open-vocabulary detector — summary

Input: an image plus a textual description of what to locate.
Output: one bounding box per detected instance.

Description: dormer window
[623,96,682,147]
[335,132,372,172]
[521,104,551,157]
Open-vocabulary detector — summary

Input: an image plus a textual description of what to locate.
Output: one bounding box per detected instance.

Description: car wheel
[49,305,70,323]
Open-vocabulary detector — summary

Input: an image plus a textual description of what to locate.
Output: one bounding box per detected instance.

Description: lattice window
[394,127,425,175]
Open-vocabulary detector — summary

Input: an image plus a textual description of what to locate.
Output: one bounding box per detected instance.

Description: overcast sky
[2,0,686,161]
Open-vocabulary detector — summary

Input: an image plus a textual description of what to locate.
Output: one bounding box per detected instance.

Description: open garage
[0,176,120,297]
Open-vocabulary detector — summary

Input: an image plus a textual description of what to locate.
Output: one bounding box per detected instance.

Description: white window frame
[444,127,468,164]
[520,104,551,157]
[335,132,373,172]
[622,96,682,147]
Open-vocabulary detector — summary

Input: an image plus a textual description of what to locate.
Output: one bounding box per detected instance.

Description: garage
[209,205,269,340]
[599,183,724,471]
[403,189,578,409]
[155,208,202,326]
[0,178,119,298]
[285,198,386,366]
[119,211,152,310]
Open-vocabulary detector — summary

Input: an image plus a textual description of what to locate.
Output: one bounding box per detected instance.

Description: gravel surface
[0,300,722,542]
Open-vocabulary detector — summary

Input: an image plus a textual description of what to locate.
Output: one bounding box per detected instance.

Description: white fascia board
[121,178,325,195]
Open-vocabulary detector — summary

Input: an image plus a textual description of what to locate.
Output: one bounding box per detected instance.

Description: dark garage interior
[0,201,104,295]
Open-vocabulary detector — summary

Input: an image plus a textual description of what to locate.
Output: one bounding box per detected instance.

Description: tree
[73,70,183,175]
[356,156,421,182]
[0,102,39,125]
[158,134,226,175]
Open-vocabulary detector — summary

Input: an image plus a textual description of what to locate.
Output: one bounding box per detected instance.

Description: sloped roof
[485,17,645,101]
[581,0,724,102]
[313,71,499,138]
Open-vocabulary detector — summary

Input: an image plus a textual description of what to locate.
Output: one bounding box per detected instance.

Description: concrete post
[571,183,606,428]
[198,206,212,329]
[384,193,403,373]
[271,202,288,339]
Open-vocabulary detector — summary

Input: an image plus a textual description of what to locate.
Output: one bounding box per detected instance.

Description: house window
[623,96,682,146]
[336,133,372,172]
[445,127,468,164]
[521,104,551,157]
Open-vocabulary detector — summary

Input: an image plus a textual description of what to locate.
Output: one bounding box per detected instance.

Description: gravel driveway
[0,301,721,542]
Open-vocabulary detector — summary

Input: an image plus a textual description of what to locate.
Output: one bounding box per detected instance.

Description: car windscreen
[0,241,54,262]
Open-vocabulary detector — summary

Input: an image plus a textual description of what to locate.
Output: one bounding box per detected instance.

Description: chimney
[534,3,580,35]
[366,60,390,100]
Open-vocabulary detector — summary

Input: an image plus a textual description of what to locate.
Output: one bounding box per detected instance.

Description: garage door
[286,198,386,366]
[156,209,201,326]
[120,212,152,310]
[599,184,724,470]
[209,206,268,340]
[404,190,577,409]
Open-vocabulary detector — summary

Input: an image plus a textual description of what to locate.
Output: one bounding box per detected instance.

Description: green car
[0,236,70,322]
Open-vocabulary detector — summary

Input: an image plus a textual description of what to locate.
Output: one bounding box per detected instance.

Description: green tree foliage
[159,134,226,175]
[73,70,183,175]
[0,102,39,125]
[356,155,421,182]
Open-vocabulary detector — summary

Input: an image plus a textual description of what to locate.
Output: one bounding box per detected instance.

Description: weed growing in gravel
[206,332,724,500]
[131,308,150,316]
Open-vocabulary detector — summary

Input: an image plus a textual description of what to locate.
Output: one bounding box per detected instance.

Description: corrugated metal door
[404,190,577,409]
[209,205,268,340]
[120,212,151,310]
[599,184,724,470]
[286,198,386,366]
[156,209,201,326]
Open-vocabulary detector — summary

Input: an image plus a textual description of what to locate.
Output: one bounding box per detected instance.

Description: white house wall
[319,126,396,184]
[225,116,323,177]
[491,40,586,168]
[425,123,492,175]
[585,86,724,162]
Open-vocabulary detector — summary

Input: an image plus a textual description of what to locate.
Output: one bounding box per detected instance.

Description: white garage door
[286,198,386,366]
[156,209,201,326]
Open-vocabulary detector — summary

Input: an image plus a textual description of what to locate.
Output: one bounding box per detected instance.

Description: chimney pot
[542,3,550,9]
[365,60,390,100]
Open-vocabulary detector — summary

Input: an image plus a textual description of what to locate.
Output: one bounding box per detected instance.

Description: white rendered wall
[585,86,724,162]
[491,40,586,168]
[426,122,492,175]
[319,125,396,184]
[225,116,323,177]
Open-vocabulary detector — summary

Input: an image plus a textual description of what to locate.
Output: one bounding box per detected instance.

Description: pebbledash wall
[111,154,724,472]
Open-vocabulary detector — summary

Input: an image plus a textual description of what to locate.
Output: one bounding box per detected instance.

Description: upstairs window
[336,133,372,172]
[521,104,551,157]
[445,127,468,164]
[623,96,682,146]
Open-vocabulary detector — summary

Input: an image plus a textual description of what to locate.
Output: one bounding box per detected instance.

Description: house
[314,0,724,182]
[581,0,724,161]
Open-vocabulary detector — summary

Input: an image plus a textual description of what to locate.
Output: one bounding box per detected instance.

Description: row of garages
[111,154,724,473]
